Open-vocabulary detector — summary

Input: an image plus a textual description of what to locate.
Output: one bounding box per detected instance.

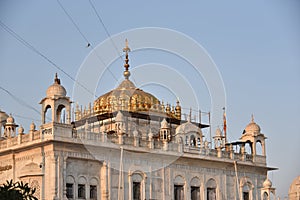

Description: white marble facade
[0,46,276,200]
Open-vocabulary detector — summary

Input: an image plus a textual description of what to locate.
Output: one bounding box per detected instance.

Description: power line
[88,0,121,58]
[0,19,96,98]
[0,86,40,115]
[14,114,42,123]
[56,0,90,45]
[88,0,137,85]
[56,0,120,85]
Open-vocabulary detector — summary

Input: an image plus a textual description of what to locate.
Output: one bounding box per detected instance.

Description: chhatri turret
[40,73,72,124]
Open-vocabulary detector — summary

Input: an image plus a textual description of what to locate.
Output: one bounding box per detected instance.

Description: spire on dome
[54,73,61,84]
[251,114,254,123]
[122,39,131,79]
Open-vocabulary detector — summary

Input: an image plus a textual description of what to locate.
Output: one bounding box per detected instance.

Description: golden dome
[93,79,162,113]
[89,40,181,120]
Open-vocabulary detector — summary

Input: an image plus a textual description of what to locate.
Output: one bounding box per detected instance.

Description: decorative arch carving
[190,177,201,187]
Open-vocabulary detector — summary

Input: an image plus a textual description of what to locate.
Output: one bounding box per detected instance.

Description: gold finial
[123,39,131,79]
[251,114,254,123]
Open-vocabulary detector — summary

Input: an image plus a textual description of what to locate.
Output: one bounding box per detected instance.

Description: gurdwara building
[0,42,277,200]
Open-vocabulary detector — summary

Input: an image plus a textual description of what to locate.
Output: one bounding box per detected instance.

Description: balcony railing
[0,124,267,166]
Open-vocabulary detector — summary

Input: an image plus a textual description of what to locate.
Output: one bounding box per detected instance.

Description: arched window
[206,178,217,200]
[242,183,250,200]
[174,175,185,200]
[263,192,268,200]
[256,141,263,155]
[78,176,87,199]
[240,179,253,200]
[190,135,196,147]
[44,105,52,123]
[66,176,75,199]
[89,177,98,200]
[245,141,252,155]
[56,104,66,123]
[190,177,200,200]
[131,173,145,200]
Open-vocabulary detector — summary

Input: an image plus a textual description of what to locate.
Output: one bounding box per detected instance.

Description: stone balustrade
[0,123,266,166]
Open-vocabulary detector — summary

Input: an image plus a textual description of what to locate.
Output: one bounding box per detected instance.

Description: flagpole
[208,112,211,145]
[199,110,201,127]
[223,107,227,144]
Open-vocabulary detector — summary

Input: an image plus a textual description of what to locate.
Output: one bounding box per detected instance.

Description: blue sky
[0,0,299,198]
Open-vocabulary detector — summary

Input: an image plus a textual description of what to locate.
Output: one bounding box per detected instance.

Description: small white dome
[18,126,24,134]
[30,121,36,131]
[6,115,15,124]
[176,121,202,135]
[160,118,169,129]
[263,178,272,188]
[244,115,261,134]
[46,73,66,97]
[115,111,124,122]
[215,127,222,137]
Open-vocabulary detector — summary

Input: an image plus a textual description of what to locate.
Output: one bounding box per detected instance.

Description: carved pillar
[230,144,234,159]
[51,154,59,200]
[128,172,132,200]
[57,154,65,200]
[53,103,57,123]
[118,133,124,145]
[217,147,222,158]
[262,140,266,156]
[101,162,109,200]
[133,135,139,147]
[252,140,257,156]
[163,141,168,151]
[18,134,22,144]
[178,138,183,153]
[241,144,246,161]
[62,156,68,200]
[108,162,111,199]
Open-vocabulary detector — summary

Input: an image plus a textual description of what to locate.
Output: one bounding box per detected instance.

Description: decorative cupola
[29,121,36,134]
[115,111,125,134]
[213,127,225,148]
[160,118,171,142]
[0,109,9,137]
[4,114,18,138]
[240,115,267,156]
[40,73,72,124]
[175,111,203,147]
[261,177,276,200]
[18,125,24,135]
